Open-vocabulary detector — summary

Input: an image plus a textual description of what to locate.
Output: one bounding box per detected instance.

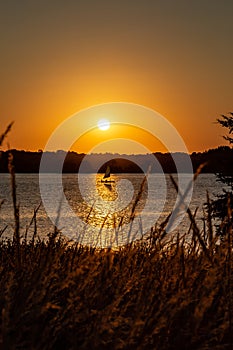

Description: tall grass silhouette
[0,124,233,349]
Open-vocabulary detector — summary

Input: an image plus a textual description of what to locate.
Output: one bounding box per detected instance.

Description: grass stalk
[7,151,21,268]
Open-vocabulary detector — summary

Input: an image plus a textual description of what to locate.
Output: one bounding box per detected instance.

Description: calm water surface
[0,173,229,247]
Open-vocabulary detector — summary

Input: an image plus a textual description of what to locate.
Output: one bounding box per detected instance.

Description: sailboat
[101,165,115,184]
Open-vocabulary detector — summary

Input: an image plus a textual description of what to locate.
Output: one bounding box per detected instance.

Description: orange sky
[72,124,167,154]
[1,1,233,154]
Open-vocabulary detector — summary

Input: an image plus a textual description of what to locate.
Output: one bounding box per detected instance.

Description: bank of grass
[0,124,233,349]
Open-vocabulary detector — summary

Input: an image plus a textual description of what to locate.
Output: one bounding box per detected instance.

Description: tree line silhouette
[0,146,232,173]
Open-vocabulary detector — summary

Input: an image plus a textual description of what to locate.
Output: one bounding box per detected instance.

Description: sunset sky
[1,0,233,154]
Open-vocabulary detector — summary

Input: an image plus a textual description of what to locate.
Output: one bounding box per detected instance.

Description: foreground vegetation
[0,205,232,349]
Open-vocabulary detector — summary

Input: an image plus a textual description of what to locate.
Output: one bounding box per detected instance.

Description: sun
[97,119,110,131]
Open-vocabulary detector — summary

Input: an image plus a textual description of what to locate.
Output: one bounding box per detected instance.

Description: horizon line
[1,145,231,156]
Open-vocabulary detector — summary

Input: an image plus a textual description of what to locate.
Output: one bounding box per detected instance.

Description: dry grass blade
[170,168,213,264]
[165,165,206,233]
[0,199,4,211]
[187,206,198,236]
[0,225,8,238]
[24,202,42,242]
[130,174,147,221]
[94,211,110,248]
[206,190,213,248]
[127,168,151,243]
[7,151,21,268]
[0,122,14,147]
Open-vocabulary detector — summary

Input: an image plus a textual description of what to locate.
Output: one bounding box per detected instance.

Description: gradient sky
[1,0,233,153]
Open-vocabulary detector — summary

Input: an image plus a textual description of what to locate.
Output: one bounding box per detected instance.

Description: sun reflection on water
[64,173,148,231]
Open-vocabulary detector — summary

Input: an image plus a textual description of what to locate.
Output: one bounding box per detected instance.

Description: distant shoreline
[0,146,232,174]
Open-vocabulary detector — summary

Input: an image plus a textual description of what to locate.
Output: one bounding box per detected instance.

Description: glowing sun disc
[97,119,110,131]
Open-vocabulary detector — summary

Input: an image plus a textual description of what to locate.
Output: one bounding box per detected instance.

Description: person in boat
[101,166,115,183]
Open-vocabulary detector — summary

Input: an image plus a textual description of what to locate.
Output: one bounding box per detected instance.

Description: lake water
[0,173,228,247]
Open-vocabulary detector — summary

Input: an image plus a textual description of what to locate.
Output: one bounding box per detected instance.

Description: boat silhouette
[101,166,115,183]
